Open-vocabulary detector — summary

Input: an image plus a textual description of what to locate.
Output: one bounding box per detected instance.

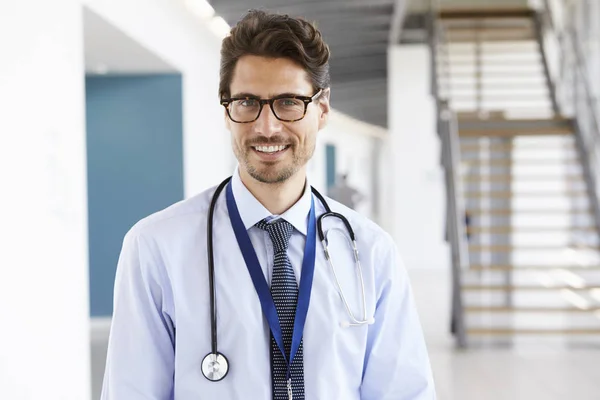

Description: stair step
[453,106,554,115]
[461,136,575,144]
[449,94,551,104]
[461,142,574,152]
[457,114,569,122]
[467,328,600,335]
[457,115,571,127]
[443,23,533,31]
[438,8,534,20]
[470,264,600,271]
[463,158,578,166]
[466,226,595,234]
[465,306,600,313]
[469,244,600,252]
[444,26,533,34]
[441,45,539,56]
[466,208,591,216]
[445,82,547,90]
[442,39,538,47]
[464,190,587,198]
[462,175,582,183]
[441,90,549,99]
[440,55,538,63]
[445,32,536,43]
[461,284,600,291]
[441,16,534,26]
[441,63,543,71]
[444,69,543,78]
[463,155,575,162]
[438,55,542,66]
[459,126,573,136]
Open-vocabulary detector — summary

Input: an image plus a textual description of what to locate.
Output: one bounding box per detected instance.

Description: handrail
[564,28,600,242]
[440,103,469,349]
[532,11,560,116]
[428,0,468,348]
[540,0,600,146]
[447,111,470,274]
[539,0,600,239]
[566,30,600,148]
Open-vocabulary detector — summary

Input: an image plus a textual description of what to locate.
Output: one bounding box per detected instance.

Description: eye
[280,98,303,107]
[238,99,258,107]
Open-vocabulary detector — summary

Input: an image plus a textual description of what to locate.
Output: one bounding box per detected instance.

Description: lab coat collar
[231,166,312,236]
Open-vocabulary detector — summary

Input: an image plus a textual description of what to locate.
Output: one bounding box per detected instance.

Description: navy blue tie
[256,218,305,400]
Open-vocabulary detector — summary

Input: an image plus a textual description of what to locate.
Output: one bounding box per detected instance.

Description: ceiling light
[210,16,231,39]
[94,64,109,75]
[185,0,215,19]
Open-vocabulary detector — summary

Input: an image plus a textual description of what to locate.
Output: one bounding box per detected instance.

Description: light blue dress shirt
[101,168,436,399]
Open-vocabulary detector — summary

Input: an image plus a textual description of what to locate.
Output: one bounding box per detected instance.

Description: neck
[239,168,307,215]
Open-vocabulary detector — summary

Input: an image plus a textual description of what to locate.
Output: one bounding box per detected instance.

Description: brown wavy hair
[219,9,331,99]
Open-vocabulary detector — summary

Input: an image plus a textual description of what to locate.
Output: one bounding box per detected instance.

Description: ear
[317,88,331,130]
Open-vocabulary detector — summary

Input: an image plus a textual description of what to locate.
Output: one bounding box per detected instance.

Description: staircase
[432,7,600,345]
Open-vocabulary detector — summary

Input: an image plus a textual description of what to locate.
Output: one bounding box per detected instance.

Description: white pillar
[0,1,91,399]
[388,45,449,270]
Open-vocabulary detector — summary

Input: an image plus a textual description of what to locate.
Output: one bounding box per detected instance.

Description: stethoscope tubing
[204,177,369,381]
[207,177,232,354]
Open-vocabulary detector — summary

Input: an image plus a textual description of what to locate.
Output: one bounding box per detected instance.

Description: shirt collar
[231,166,312,236]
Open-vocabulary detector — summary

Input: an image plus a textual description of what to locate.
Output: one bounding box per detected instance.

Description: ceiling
[211,0,404,128]
[83,7,177,75]
[210,0,527,128]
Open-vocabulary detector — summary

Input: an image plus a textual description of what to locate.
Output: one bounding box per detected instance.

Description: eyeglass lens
[228,98,306,122]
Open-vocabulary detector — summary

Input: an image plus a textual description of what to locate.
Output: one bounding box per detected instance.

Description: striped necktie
[256,218,305,400]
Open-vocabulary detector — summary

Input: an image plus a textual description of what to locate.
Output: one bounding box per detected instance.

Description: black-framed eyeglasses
[220,89,323,123]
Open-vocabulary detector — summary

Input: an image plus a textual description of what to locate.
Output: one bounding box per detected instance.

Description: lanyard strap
[225,182,317,377]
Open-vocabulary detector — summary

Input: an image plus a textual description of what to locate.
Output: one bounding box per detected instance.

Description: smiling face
[225,55,330,185]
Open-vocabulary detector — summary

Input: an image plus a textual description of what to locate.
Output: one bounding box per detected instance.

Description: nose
[253,103,283,136]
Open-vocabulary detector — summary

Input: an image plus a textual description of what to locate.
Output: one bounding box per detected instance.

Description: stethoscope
[202,176,374,382]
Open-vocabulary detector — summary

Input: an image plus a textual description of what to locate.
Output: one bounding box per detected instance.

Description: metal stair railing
[428,0,469,348]
[539,0,600,239]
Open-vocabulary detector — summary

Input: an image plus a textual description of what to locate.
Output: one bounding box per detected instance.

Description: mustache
[246,136,292,146]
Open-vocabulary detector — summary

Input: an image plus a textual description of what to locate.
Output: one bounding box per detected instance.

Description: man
[101,10,435,400]
[328,173,365,210]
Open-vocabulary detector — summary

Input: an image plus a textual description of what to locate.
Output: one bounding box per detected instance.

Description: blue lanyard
[225,182,317,379]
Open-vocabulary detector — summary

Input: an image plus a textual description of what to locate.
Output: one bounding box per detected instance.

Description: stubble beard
[235,140,315,185]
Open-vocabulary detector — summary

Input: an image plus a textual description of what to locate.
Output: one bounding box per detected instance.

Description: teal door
[86,74,184,317]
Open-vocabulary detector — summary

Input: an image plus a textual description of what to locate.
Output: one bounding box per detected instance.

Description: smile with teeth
[253,145,289,153]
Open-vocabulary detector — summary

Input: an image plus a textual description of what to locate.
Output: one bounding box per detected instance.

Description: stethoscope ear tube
[310,186,331,213]
[310,187,356,242]
[317,212,356,242]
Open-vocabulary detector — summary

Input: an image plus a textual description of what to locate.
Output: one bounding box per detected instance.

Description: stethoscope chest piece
[202,352,229,382]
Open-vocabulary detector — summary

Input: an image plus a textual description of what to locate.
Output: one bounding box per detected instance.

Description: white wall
[0,1,90,399]
[388,45,450,270]
[0,0,231,398]
[310,111,387,221]
[82,0,233,198]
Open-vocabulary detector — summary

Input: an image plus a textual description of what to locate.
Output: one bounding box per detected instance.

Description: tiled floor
[409,268,600,400]
[91,269,600,399]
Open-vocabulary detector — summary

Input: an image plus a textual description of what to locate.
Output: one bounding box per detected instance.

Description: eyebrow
[230,92,260,99]
[229,92,310,99]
